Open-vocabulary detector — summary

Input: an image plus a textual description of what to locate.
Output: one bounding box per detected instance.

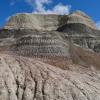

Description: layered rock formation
[67,10,96,29]
[4,14,61,31]
[4,11,96,30]
[0,11,100,100]
[3,11,100,53]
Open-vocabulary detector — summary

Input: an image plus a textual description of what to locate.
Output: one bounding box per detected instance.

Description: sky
[0,0,100,29]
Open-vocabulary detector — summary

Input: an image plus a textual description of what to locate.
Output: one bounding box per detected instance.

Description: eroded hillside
[0,11,100,100]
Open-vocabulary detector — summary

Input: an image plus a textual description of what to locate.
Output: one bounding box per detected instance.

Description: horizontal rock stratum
[4,11,96,30]
[0,11,100,100]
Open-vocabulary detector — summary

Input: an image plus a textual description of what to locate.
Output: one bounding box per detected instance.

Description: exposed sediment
[0,10,100,100]
[0,54,100,100]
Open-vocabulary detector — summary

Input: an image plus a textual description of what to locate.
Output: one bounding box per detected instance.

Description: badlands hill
[0,11,100,100]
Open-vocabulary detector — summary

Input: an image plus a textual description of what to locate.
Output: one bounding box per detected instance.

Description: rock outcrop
[4,14,61,31]
[0,11,100,100]
[3,11,100,53]
[4,11,96,30]
[67,10,96,29]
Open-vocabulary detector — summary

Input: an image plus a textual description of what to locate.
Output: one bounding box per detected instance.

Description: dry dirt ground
[0,53,100,100]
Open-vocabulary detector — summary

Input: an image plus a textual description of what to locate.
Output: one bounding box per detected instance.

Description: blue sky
[0,0,100,28]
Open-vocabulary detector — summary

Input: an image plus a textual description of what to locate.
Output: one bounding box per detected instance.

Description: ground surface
[0,54,100,100]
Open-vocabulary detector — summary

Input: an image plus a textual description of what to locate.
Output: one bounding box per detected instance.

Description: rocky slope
[0,54,100,100]
[4,14,60,31]
[4,11,96,30]
[3,11,100,53]
[0,10,100,100]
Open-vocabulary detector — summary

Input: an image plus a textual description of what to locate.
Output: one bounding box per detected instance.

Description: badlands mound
[0,11,100,100]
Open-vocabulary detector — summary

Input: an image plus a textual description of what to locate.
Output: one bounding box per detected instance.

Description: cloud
[33,0,51,13]
[46,3,71,15]
[9,0,71,15]
[96,21,100,30]
[26,0,71,15]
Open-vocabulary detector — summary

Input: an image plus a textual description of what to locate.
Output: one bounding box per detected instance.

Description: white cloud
[35,0,52,12]
[96,21,100,30]
[26,0,71,15]
[10,0,71,15]
[44,3,71,15]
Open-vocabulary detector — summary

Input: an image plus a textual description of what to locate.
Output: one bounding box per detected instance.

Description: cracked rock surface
[0,54,100,100]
